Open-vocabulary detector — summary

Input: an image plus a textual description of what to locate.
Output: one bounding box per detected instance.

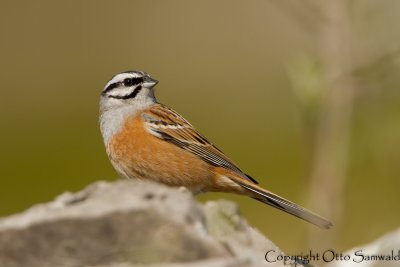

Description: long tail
[230,176,333,229]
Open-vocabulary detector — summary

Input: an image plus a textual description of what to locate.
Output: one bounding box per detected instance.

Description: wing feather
[143,104,258,184]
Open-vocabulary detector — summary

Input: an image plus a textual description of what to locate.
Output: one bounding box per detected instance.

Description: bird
[99,70,332,229]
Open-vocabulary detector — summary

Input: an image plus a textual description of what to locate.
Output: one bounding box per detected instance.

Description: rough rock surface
[0,180,286,267]
[327,228,400,267]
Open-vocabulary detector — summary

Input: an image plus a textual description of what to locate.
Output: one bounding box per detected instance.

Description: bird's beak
[142,76,159,88]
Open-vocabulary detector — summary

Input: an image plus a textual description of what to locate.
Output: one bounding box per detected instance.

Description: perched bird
[99,70,332,229]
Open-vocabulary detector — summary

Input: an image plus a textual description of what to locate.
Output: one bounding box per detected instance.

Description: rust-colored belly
[108,114,214,191]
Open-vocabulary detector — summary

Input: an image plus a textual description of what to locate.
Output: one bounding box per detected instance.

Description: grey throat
[99,89,156,146]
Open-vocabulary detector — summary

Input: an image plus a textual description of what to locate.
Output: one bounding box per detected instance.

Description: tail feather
[231,177,333,229]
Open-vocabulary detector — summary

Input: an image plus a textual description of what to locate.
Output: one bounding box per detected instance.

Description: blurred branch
[341,47,400,94]
[269,0,325,34]
[349,48,400,79]
[308,0,356,248]
[285,1,400,249]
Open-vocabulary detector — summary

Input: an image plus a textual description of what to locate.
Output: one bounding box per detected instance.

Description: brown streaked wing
[142,104,258,184]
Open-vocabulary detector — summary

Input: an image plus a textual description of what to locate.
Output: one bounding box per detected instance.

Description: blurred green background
[1,0,399,253]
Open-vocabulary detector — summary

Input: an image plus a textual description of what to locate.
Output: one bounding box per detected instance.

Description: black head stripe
[102,82,119,95]
[108,86,143,100]
[132,77,144,85]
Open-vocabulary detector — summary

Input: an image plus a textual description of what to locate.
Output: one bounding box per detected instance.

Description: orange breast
[108,113,214,191]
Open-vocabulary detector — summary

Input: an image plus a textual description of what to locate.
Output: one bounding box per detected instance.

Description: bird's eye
[123,78,133,86]
[123,77,144,86]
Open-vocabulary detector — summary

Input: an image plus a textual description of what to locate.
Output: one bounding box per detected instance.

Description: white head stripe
[107,86,138,98]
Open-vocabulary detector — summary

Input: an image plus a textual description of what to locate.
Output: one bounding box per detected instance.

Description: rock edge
[0,180,285,267]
